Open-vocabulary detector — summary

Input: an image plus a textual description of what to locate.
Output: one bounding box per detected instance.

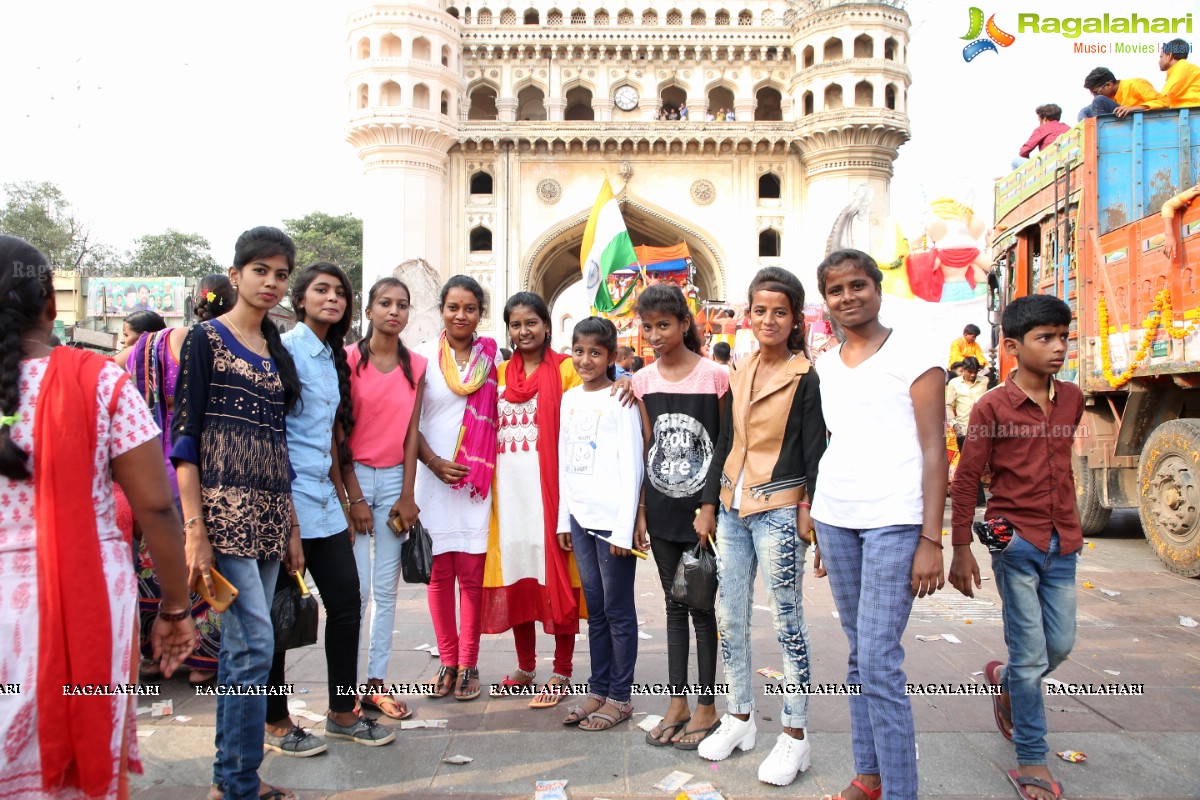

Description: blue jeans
[570,517,638,703]
[211,553,279,800]
[1078,95,1118,120]
[991,532,1077,766]
[815,522,920,800]
[714,506,811,728]
[353,462,408,681]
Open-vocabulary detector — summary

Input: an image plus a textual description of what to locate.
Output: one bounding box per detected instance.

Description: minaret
[346,2,464,297]
[789,0,911,282]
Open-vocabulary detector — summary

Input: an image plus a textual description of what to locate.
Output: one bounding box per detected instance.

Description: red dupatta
[34,347,118,794]
[502,349,577,628]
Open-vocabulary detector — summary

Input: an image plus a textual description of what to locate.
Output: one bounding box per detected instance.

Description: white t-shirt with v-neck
[811,328,943,529]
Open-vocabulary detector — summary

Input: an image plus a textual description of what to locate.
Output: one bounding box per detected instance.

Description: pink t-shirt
[347,344,428,468]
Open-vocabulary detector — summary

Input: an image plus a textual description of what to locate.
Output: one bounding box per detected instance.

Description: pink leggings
[513,622,575,677]
[428,551,486,667]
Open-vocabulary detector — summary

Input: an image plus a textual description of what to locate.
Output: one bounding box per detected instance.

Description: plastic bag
[272,571,318,653]
[670,538,718,611]
[401,519,433,584]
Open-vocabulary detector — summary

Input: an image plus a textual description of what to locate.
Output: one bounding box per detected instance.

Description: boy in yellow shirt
[1078,67,1167,120]
[1159,39,1200,109]
[948,324,988,370]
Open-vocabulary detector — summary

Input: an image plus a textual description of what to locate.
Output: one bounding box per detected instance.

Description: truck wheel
[1072,453,1111,535]
[1138,420,1200,577]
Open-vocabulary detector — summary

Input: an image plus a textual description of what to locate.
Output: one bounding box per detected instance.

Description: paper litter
[637,714,664,733]
[135,730,156,738]
[1056,750,1087,763]
[638,630,653,639]
[534,780,569,800]
[1103,670,1120,676]
[1099,589,1121,597]
[942,633,962,644]
[652,770,693,793]
[414,643,432,651]
[173,715,193,723]
[755,667,785,679]
[443,754,473,765]
[678,781,725,799]
[150,700,173,717]
[915,634,942,642]
[401,719,448,729]
[1180,616,1199,628]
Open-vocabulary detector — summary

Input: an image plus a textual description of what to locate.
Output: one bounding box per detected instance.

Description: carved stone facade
[347,0,910,337]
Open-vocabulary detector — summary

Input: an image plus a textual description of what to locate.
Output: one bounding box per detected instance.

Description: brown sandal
[427,665,457,699]
[562,693,604,725]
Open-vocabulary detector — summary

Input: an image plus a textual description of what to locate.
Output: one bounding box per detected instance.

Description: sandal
[501,668,536,688]
[427,665,457,699]
[258,785,297,800]
[645,718,690,747]
[820,778,883,800]
[529,673,571,709]
[361,691,412,720]
[985,660,1014,741]
[671,721,721,750]
[455,666,481,701]
[562,693,604,725]
[1007,769,1063,800]
[579,699,633,731]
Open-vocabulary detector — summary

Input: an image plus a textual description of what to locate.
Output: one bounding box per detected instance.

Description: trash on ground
[915,634,942,642]
[136,705,152,715]
[173,715,192,723]
[638,630,653,639]
[401,719,448,729]
[1100,589,1120,597]
[652,770,693,793]
[965,619,973,624]
[429,648,439,657]
[755,667,784,679]
[443,754,473,765]
[414,643,432,651]
[638,619,647,626]
[299,687,310,693]
[1103,669,1120,676]
[831,611,840,618]
[135,730,156,738]
[679,783,725,800]
[1180,616,1199,628]
[150,700,173,717]
[636,714,664,732]
[942,633,962,644]
[534,780,569,800]
[971,671,984,676]
[1056,750,1087,763]
[1082,581,1094,589]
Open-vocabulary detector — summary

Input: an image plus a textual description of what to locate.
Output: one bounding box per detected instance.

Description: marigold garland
[1098,289,1197,388]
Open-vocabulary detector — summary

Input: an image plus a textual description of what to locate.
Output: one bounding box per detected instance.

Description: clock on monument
[613,85,639,111]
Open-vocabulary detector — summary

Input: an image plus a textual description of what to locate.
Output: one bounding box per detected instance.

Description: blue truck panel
[1095,109,1199,234]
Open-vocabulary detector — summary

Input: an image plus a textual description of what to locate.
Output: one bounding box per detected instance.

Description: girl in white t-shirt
[810,249,946,800]
[556,317,645,731]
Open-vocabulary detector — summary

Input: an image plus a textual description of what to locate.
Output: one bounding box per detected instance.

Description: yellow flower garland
[1098,289,1196,388]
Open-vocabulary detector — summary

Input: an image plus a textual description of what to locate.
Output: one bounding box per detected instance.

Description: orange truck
[991,108,1200,576]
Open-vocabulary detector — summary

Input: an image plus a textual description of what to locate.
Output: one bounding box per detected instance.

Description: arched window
[617,8,633,24]
[691,9,706,25]
[595,9,609,25]
[855,80,873,107]
[885,83,897,110]
[442,45,451,67]
[468,84,498,119]
[737,9,752,25]
[381,80,401,106]
[440,90,451,115]
[823,38,843,61]
[564,86,595,120]
[666,9,682,25]
[570,7,586,24]
[469,171,494,194]
[477,8,493,24]
[802,45,814,67]
[758,173,781,200]
[470,226,493,252]
[413,83,431,109]
[884,37,898,60]
[642,10,657,25]
[758,229,781,258]
[413,37,432,61]
[854,34,873,59]
[500,7,517,24]
[660,84,687,112]
[524,8,539,24]
[754,87,782,121]
[766,46,777,60]
[715,9,730,25]
[380,33,402,57]
[762,9,774,25]
[356,37,371,59]
[447,5,460,18]
[803,91,813,116]
[517,85,546,120]
[357,83,369,109]
[824,83,843,111]
[707,85,735,117]
[548,8,563,24]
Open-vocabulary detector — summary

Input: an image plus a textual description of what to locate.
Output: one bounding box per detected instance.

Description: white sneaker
[757,732,812,786]
[697,714,756,761]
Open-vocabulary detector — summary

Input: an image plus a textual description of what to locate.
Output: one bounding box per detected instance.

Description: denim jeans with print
[991,531,1077,765]
[353,462,407,681]
[714,505,811,728]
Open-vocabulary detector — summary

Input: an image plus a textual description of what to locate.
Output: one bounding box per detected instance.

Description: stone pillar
[545,98,566,121]
[496,97,518,121]
[734,98,755,121]
[592,97,615,122]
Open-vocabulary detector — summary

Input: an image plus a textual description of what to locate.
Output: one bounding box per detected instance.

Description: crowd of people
[1,229,1087,800]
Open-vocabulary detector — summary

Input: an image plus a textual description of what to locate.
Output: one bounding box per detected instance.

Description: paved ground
[131,507,1200,799]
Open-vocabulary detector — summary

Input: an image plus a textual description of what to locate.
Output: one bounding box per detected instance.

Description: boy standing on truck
[949,295,1083,800]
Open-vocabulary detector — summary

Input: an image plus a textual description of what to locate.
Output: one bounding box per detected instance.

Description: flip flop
[671,721,720,750]
[985,660,1014,741]
[361,692,412,720]
[529,676,571,709]
[1007,769,1063,800]
[645,718,690,747]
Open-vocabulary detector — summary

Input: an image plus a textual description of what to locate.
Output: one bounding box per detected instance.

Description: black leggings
[650,536,717,706]
[267,530,361,721]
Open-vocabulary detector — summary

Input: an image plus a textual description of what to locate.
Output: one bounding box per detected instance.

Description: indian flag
[580,178,638,312]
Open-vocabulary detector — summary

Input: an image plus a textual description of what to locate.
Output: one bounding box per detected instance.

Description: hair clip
[0,412,22,428]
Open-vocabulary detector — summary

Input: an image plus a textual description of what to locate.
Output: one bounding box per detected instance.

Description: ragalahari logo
[961,7,1016,62]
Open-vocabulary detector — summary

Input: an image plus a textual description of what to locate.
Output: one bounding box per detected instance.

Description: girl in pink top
[341,277,427,720]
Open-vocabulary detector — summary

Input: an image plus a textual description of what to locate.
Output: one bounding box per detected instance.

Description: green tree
[284,211,363,292]
[122,229,222,279]
[0,180,108,273]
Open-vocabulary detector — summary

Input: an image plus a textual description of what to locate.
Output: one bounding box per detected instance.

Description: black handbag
[272,571,319,653]
[670,537,719,612]
[400,518,433,584]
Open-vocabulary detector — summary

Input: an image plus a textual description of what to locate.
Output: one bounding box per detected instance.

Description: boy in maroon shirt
[1012,104,1070,170]
[949,295,1081,800]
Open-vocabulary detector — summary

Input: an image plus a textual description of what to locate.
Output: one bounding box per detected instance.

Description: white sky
[0,0,1193,261]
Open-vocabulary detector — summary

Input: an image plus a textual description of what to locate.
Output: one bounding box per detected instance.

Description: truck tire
[1138,419,1200,577]
[1072,453,1111,535]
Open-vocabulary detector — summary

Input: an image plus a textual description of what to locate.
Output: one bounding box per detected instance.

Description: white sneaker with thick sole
[757,732,812,786]
[697,714,756,761]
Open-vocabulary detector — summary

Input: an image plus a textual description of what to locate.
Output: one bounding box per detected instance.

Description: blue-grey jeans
[570,517,638,703]
[211,553,279,800]
[991,531,1077,766]
[714,506,811,728]
[353,462,408,681]
[1078,94,1118,120]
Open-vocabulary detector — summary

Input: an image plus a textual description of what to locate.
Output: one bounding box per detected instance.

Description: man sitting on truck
[1078,66,1167,120]
[1159,38,1200,109]
[1012,104,1071,169]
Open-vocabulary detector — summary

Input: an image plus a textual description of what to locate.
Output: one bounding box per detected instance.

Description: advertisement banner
[88,277,186,319]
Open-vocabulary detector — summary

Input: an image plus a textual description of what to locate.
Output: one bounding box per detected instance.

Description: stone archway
[522,193,726,307]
